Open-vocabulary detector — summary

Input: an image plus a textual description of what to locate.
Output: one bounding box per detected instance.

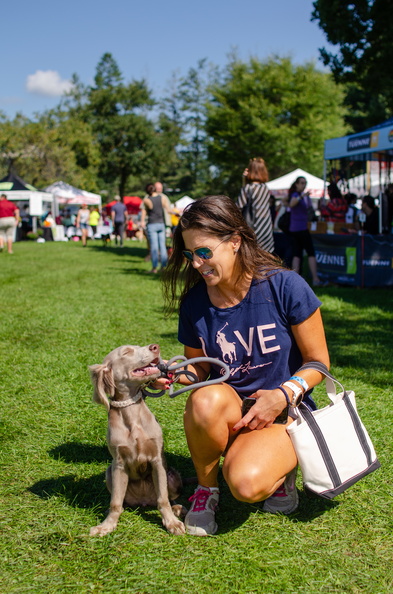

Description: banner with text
[313,234,393,287]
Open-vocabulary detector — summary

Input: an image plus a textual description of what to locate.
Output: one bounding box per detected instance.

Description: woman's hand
[232,388,288,432]
[149,376,171,391]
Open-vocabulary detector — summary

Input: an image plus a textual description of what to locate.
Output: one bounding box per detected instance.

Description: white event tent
[44,181,101,213]
[267,168,325,200]
[175,195,195,212]
[0,172,53,216]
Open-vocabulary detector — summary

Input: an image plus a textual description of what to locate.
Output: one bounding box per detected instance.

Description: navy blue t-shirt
[178,269,321,405]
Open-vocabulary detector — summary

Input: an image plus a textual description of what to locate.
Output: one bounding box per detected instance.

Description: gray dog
[89,343,185,536]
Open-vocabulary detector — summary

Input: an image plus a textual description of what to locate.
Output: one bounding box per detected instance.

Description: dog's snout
[149,344,160,354]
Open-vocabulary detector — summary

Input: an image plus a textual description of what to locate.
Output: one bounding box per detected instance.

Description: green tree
[160,60,218,196]
[0,111,99,190]
[311,0,393,129]
[205,56,349,197]
[83,53,159,197]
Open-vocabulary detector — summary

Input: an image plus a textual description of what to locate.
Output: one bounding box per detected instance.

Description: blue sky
[2,0,333,120]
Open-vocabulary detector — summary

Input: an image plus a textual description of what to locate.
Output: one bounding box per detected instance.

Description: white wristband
[282,381,303,407]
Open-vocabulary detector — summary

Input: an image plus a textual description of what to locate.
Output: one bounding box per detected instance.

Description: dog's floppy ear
[119,346,135,357]
[89,363,115,412]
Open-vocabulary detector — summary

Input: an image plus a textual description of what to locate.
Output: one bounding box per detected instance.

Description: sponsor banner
[314,234,393,287]
[324,121,393,159]
[313,235,359,286]
[361,236,393,287]
[347,131,379,152]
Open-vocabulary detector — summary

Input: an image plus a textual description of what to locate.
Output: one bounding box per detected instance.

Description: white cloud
[26,70,74,97]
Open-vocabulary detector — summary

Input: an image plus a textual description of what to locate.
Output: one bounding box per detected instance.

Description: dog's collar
[109,394,143,408]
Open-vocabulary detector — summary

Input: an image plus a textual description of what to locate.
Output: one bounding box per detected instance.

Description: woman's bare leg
[183,384,242,488]
[223,420,297,502]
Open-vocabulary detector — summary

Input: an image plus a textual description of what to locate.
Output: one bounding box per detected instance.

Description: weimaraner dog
[89,343,185,536]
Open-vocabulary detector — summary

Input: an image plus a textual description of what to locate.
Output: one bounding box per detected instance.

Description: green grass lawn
[1,240,392,594]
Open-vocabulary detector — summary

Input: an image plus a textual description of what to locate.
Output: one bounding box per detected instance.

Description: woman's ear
[231,234,241,253]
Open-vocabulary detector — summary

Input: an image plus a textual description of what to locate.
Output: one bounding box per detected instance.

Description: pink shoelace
[271,485,287,498]
[188,488,213,512]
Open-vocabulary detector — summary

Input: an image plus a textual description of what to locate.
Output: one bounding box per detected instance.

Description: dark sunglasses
[182,237,227,262]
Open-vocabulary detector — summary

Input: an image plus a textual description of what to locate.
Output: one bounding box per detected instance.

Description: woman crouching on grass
[161,195,330,536]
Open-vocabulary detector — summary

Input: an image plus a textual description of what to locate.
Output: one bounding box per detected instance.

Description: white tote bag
[286,362,380,499]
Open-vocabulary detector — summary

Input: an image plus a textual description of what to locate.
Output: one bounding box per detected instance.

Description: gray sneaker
[262,467,299,515]
[185,486,219,536]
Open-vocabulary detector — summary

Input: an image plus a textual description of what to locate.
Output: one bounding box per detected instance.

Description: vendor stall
[44,181,101,216]
[0,172,53,234]
[267,168,325,202]
[324,119,393,233]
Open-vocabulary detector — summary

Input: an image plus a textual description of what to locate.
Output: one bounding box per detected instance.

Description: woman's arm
[289,192,301,208]
[289,308,330,389]
[140,199,151,227]
[233,308,330,432]
[178,346,211,384]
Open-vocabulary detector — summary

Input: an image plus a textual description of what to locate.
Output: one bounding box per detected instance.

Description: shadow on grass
[89,244,148,259]
[214,481,338,534]
[293,490,339,522]
[31,443,338,533]
[49,441,110,464]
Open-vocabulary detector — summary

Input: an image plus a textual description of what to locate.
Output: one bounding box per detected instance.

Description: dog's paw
[89,523,116,537]
[165,517,186,535]
[171,504,188,518]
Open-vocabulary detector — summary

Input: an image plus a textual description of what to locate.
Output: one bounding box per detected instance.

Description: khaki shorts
[0,217,16,240]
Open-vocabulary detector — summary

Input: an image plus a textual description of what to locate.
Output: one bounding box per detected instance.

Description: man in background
[111,196,128,247]
[0,193,19,254]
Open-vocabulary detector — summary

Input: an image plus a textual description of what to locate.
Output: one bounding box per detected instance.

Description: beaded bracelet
[277,385,290,406]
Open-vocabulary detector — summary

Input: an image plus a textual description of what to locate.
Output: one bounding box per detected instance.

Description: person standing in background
[320,183,348,222]
[141,183,173,273]
[155,181,172,238]
[361,195,380,235]
[0,193,19,254]
[111,196,128,247]
[89,206,101,239]
[288,176,323,287]
[76,203,90,247]
[237,158,274,253]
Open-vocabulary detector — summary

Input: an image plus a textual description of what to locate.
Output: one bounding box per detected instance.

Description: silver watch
[282,381,304,407]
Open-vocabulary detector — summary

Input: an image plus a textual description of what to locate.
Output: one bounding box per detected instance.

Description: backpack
[277,209,291,233]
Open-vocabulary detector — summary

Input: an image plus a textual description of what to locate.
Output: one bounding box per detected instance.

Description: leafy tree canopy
[312,0,393,129]
[206,56,349,197]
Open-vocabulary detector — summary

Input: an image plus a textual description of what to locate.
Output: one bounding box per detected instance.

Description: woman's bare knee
[185,385,240,427]
[224,463,275,503]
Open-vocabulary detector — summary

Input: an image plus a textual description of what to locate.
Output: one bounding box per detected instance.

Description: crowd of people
[3,165,390,265]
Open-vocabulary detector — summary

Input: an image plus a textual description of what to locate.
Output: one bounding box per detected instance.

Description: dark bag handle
[296,361,347,396]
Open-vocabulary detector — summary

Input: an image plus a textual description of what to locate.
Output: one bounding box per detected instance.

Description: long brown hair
[162,195,283,313]
[288,176,306,200]
[246,157,269,183]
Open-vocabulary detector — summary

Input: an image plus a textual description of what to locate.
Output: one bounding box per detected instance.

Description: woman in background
[288,176,323,287]
[76,204,90,247]
[237,157,274,253]
[141,183,173,273]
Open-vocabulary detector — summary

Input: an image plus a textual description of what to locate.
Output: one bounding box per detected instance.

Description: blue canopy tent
[324,119,393,233]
